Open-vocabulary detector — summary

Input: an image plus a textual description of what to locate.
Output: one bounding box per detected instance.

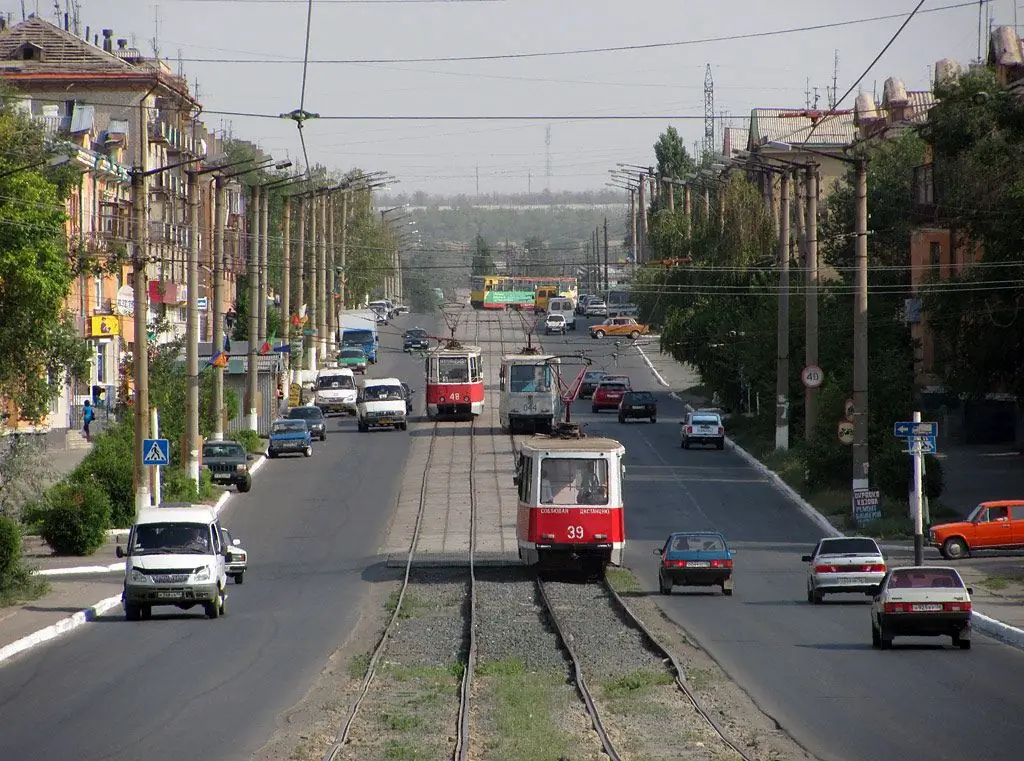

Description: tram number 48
[566,526,585,539]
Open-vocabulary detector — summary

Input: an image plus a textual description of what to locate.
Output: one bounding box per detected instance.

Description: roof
[520,436,625,454]
[428,344,481,354]
[904,91,936,124]
[136,506,216,525]
[0,17,133,73]
[748,107,858,149]
[360,377,403,385]
[669,530,727,537]
[502,354,557,362]
[723,126,749,156]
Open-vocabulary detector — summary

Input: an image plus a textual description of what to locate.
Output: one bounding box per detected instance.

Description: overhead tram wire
[172,2,976,64]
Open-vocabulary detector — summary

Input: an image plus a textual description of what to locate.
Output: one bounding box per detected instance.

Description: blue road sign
[197,297,209,310]
[143,438,170,466]
[904,435,937,455]
[893,420,937,438]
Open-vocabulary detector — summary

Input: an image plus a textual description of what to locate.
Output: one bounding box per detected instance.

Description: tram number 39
[567,525,585,539]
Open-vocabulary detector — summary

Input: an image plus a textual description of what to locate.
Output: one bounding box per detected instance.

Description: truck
[339,309,379,364]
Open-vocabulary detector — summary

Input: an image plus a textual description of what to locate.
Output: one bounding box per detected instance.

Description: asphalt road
[557,320,1024,761]
[0,316,430,761]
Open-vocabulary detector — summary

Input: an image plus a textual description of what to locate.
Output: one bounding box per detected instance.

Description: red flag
[260,341,271,355]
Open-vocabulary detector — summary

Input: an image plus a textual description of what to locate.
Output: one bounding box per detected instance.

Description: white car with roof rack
[680,410,725,449]
[803,536,887,603]
[869,565,973,649]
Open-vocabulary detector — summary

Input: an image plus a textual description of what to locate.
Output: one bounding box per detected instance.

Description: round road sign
[801,365,824,389]
[837,419,854,445]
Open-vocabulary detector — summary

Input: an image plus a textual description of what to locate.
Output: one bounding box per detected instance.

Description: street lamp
[770,140,871,515]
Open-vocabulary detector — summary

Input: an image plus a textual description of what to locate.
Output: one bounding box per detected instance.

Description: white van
[116,504,228,620]
[315,367,357,415]
[546,297,576,330]
[357,377,408,432]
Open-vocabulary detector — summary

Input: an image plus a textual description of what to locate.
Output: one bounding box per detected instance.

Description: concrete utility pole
[603,217,609,291]
[185,153,201,489]
[804,165,819,441]
[852,157,871,493]
[628,188,637,268]
[307,192,318,372]
[131,164,151,516]
[684,183,692,239]
[211,175,226,442]
[339,192,348,309]
[327,192,336,352]
[775,169,791,451]
[258,188,269,342]
[667,177,675,212]
[703,186,711,225]
[281,195,292,401]
[637,173,647,264]
[297,195,306,368]
[317,193,327,364]
[245,185,260,431]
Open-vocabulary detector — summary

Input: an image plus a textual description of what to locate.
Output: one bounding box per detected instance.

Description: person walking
[82,400,95,442]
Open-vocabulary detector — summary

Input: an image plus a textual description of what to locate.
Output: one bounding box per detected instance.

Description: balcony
[912,163,950,225]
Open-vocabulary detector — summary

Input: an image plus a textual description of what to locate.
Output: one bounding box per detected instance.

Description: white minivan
[546,297,576,331]
[357,377,409,432]
[315,367,357,415]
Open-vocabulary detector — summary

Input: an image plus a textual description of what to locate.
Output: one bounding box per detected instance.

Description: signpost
[800,365,824,389]
[143,438,170,466]
[893,411,937,566]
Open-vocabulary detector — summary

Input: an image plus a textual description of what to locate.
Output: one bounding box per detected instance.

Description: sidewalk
[634,343,1024,650]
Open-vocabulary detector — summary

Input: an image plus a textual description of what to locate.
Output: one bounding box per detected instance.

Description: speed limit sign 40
[801,365,824,389]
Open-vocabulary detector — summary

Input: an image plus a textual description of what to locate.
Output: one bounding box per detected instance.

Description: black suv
[403,328,430,352]
[618,390,658,424]
[202,441,253,492]
[287,405,328,441]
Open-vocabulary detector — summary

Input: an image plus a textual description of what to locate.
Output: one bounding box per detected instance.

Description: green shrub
[161,466,218,505]
[38,481,112,556]
[230,429,263,454]
[0,515,20,580]
[70,422,134,528]
[0,515,47,605]
[873,444,944,502]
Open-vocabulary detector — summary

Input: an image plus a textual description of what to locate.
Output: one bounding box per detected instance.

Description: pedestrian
[82,399,95,441]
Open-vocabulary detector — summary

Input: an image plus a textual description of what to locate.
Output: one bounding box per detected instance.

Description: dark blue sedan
[654,531,735,596]
[267,419,313,458]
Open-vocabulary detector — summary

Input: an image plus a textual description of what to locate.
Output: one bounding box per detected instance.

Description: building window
[94,277,103,309]
[96,344,107,385]
[930,241,941,269]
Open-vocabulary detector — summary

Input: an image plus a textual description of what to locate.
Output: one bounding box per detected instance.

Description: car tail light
[717,426,724,434]
[814,564,837,573]
[711,559,733,568]
[884,602,909,614]
[863,563,886,573]
[663,559,688,568]
[685,426,693,434]
[944,601,972,612]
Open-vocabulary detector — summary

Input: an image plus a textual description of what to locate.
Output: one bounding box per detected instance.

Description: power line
[170,2,977,64]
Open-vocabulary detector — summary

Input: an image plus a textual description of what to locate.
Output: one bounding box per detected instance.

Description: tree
[653,126,696,183]
[471,234,496,275]
[0,105,89,421]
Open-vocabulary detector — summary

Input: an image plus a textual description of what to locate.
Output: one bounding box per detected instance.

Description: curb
[635,344,671,388]
[0,596,122,666]
[32,454,266,577]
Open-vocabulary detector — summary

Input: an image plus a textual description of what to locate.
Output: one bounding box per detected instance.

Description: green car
[337,347,368,374]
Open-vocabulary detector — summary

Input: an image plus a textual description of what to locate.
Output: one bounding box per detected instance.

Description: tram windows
[539,458,609,506]
[517,457,533,502]
[470,355,482,382]
[509,364,552,393]
[438,357,469,383]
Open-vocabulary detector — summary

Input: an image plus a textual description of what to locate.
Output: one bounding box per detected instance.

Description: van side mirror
[966,586,974,595]
[376,336,380,343]
[115,545,125,558]
[232,538,241,546]
[801,554,812,562]
[512,475,519,485]
[653,547,663,555]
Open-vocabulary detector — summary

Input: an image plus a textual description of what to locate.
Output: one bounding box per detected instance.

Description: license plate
[632,406,644,410]
[687,561,710,568]
[157,591,182,599]
[912,603,943,612]
[214,474,231,481]
[699,427,713,434]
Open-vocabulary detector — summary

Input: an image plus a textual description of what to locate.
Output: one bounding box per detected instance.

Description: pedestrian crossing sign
[143,438,170,466]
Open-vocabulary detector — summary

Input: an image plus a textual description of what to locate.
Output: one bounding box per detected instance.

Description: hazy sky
[27,0,1009,194]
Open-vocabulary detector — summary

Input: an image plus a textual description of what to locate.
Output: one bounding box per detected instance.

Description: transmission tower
[702,64,715,160]
[544,125,552,193]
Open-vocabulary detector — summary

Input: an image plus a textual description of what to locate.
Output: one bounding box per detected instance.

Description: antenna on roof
[804,78,811,109]
[828,50,840,109]
[151,4,161,59]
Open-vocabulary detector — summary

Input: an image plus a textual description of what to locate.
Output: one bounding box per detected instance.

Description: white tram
[498,353,563,434]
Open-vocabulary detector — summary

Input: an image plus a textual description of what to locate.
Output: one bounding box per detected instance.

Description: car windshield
[362,385,404,401]
[818,538,880,556]
[625,392,656,403]
[584,371,606,382]
[317,374,354,390]
[405,329,427,338]
[273,421,307,433]
[670,534,726,552]
[340,349,365,359]
[547,315,565,322]
[287,407,323,420]
[342,329,373,345]
[598,383,626,393]
[540,457,609,505]
[203,443,244,458]
[691,415,720,425]
[130,522,212,555]
[509,363,552,392]
[888,568,964,589]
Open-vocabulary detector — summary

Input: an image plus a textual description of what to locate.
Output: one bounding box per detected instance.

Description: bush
[0,515,46,605]
[161,466,216,504]
[873,444,944,502]
[230,429,263,454]
[70,422,134,527]
[0,515,20,580]
[38,481,112,556]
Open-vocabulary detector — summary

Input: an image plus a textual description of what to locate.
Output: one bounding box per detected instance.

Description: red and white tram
[515,428,626,573]
[424,341,485,419]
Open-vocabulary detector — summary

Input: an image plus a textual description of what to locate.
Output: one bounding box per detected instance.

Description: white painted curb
[0,596,122,666]
[635,344,671,388]
[973,613,1024,649]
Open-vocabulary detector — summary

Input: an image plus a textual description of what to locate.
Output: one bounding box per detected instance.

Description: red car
[591,379,630,412]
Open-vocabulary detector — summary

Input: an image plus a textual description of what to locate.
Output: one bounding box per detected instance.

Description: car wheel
[304,446,313,457]
[267,451,277,459]
[204,598,220,619]
[594,330,605,338]
[321,433,327,441]
[650,417,656,424]
[807,586,814,604]
[233,572,244,585]
[658,575,672,595]
[721,580,734,596]
[630,330,640,339]
[358,422,368,432]
[237,477,252,493]
[618,415,625,424]
[811,588,824,605]
[942,537,969,560]
[871,621,881,648]
[957,635,971,650]
[716,439,725,450]
[124,603,142,621]
[591,406,599,414]
[878,625,893,649]
[400,422,409,431]
[141,605,152,620]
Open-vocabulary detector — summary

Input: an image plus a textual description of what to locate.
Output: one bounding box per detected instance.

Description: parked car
[802,536,887,604]
[655,531,735,596]
[267,419,313,458]
[589,316,649,339]
[544,313,567,335]
[869,566,973,650]
[680,411,725,450]
[577,370,608,399]
[618,390,658,423]
[286,405,327,441]
[220,528,248,584]
[403,327,430,352]
[929,500,1024,560]
[337,346,368,374]
[591,380,629,413]
[201,440,253,493]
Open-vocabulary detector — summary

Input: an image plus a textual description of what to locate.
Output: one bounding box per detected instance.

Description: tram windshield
[540,458,608,506]
[509,363,551,393]
[437,356,470,383]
